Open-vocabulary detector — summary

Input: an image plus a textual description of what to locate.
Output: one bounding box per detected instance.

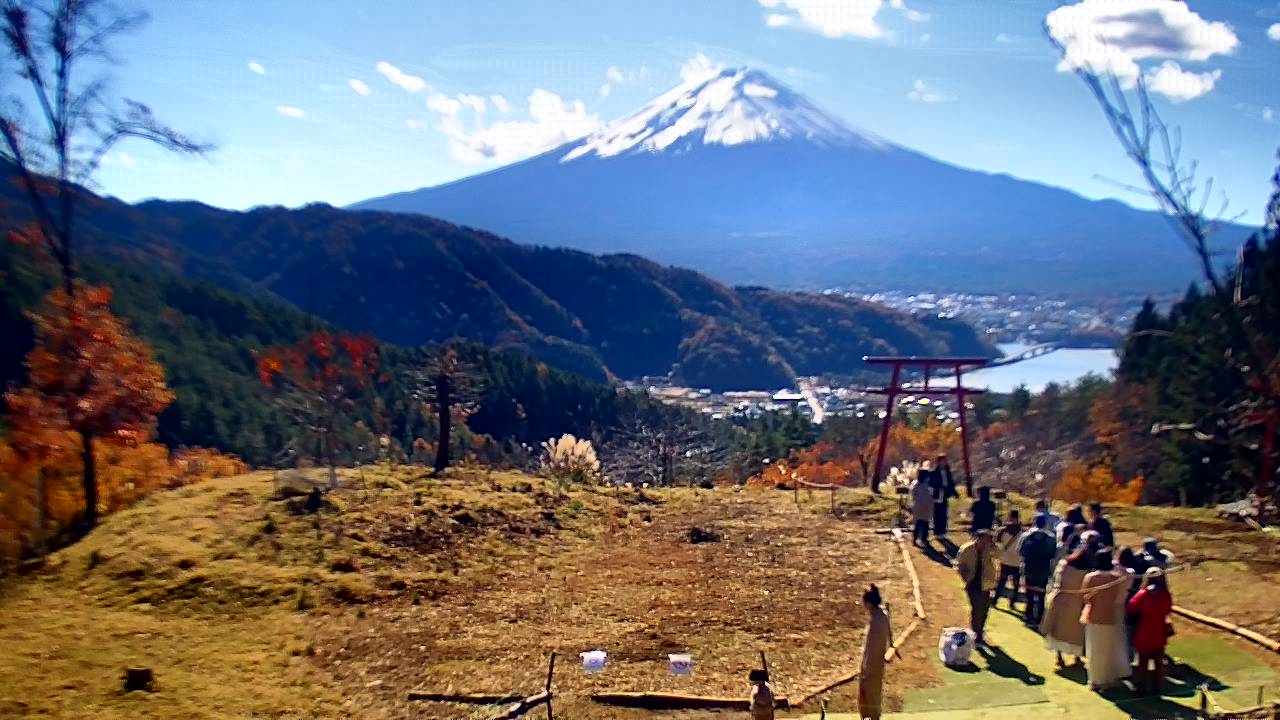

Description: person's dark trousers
[913,519,930,545]
[933,502,949,536]
[967,585,991,641]
[1024,572,1048,626]
[1137,651,1165,695]
[994,564,1021,608]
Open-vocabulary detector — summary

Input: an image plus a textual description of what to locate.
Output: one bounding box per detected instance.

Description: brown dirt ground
[309,484,926,719]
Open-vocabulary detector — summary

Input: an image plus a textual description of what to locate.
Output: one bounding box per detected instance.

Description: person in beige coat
[1081,550,1132,691]
[859,584,891,720]
[956,530,1000,644]
[1041,544,1093,667]
[910,468,934,546]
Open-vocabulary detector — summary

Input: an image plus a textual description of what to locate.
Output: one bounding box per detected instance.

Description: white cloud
[995,32,1017,44]
[1144,61,1220,103]
[680,53,721,83]
[348,78,371,96]
[248,61,265,76]
[275,105,306,119]
[759,0,928,40]
[426,88,601,164]
[906,79,953,104]
[376,61,427,93]
[1264,107,1275,123]
[116,151,136,168]
[599,83,612,99]
[490,95,511,114]
[1047,0,1238,94]
[606,66,624,84]
[405,118,424,130]
[1268,23,1280,41]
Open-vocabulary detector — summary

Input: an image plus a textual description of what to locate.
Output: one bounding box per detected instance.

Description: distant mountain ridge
[355,67,1248,294]
[0,175,991,390]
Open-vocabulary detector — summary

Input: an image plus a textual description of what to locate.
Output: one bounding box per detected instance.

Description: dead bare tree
[409,345,482,476]
[1,0,212,295]
[601,414,725,487]
[1051,35,1279,506]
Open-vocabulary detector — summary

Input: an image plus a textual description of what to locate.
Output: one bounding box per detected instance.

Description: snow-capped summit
[562,67,885,161]
[354,67,1242,294]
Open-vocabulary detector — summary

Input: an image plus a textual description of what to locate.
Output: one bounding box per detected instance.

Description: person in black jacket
[1089,502,1115,548]
[929,454,959,537]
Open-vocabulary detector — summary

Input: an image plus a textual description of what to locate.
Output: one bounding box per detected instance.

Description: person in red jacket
[1127,567,1174,696]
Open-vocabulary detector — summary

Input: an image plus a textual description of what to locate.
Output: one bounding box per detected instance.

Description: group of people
[908,454,965,543]
[955,498,1178,696]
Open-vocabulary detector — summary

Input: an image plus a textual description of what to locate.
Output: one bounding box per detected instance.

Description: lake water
[958,342,1118,393]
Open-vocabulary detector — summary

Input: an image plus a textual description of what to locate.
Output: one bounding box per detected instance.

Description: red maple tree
[4,284,173,529]
[256,331,379,488]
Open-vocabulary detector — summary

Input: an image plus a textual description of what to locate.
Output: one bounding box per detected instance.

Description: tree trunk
[323,430,337,490]
[35,468,47,556]
[81,430,97,529]
[434,375,452,475]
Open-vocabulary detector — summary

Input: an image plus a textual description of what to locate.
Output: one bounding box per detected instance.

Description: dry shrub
[539,434,600,485]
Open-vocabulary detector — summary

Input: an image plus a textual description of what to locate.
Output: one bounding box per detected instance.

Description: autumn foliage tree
[257,331,379,489]
[4,283,172,529]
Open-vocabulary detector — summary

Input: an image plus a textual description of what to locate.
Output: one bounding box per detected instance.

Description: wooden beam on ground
[892,531,927,620]
[1172,606,1280,655]
[590,691,789,711]
[407,692,523,704]
[884,618,922,664]
[796,667,861,707]
[488,691,550,720]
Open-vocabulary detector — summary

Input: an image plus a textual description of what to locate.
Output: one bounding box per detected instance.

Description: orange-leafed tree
[257,331,379,489]
[1054,461,1144,506]
[3,284,173,529]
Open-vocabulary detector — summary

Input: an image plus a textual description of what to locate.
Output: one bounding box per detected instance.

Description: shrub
[540,434,601,486]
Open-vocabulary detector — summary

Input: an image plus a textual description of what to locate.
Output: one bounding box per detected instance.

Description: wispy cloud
[759,0,928,41]
[606,66,624,84]
[1046,0,1237,100]
[405,118,424,130]
[907,79,953,104]
[116,151,137,168]
[490,95,511,114]
[276,105,306,119]
[681,53,721,83]
[248,61,265,76]
[426,88,600,164]
[376,61,427,93]
[349,78,371,96]
[1143,61,1220,103]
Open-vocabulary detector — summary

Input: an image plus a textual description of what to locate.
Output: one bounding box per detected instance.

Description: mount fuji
[354,68,1241,294]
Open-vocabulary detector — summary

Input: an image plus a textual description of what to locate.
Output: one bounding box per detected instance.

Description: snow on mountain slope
[352,67,1249,295]
[562,68,886,161]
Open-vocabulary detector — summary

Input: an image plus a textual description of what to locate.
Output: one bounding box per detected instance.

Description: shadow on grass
[978,644,1045,686]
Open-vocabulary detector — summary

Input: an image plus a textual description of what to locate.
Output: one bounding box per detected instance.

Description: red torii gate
[864,356,989,494]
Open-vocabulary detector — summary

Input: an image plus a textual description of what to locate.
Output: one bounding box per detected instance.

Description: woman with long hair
[858,584,891,720]
[1128,568,1174,696]
[1081,549,1132,691]
[1041,543,1092,667]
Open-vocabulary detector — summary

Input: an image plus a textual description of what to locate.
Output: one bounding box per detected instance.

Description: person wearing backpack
[1019,514,1056,627]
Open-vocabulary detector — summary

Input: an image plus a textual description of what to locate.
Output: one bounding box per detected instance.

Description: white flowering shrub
[540,434,601,486]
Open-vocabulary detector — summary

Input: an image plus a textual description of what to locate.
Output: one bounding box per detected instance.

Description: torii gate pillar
[863,356,989,494]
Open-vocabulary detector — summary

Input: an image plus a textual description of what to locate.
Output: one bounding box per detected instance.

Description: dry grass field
[2,466,1277,719]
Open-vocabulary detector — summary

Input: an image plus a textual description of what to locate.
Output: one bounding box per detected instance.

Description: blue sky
[86,0,1280,224]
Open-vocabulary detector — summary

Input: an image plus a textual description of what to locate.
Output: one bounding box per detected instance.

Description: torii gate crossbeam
[863,356,989,494]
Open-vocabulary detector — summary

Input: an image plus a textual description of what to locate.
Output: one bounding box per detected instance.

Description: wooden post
[545,651,556,720]
[955,364,974,493]
[870,365,900,494]
[1200,687,1208,719]
[759,651,769,678]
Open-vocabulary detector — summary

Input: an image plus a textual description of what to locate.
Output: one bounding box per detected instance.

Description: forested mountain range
[0,172,992,391]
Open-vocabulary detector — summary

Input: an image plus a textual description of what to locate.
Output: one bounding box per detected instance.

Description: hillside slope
[0,177,992,390]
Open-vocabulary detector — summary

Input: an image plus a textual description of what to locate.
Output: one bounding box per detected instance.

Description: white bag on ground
[938,627,975,667]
